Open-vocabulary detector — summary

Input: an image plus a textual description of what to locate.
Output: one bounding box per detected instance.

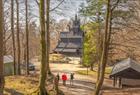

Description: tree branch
[35,0,65,12]
[50,0,65,12]
[4,33,12,44]
[111,0,120,12]
[35,0,39,6]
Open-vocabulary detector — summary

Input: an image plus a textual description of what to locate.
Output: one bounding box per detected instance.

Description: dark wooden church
[110,58,140,88]
[54,15,84,57]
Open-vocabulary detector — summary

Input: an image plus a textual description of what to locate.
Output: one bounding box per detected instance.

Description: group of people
[56,73,75,86]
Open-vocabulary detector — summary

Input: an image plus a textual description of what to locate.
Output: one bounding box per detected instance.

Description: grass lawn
[76,67,112,77]
[4,76,38,95]
[4,75,57,95]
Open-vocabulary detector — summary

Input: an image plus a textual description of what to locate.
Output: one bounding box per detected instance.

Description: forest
[1,0,140,95]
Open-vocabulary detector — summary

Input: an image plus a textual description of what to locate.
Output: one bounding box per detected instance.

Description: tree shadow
[60,79,95,91]
[101,87,140,95]
[76,65,86,68]
[51,62,71,64]
[5,88,24,95]
[74,80,96,85]
[52,70,74,74]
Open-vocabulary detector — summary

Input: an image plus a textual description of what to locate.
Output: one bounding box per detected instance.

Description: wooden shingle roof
[56,42,82,49]
[110,58,140,79]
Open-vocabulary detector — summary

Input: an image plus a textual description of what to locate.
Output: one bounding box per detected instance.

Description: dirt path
[50,63,95,95]
[33,59,140,95]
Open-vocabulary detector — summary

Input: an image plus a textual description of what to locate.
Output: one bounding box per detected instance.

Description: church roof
[53,15,83,56]
[60,32,83,38]
[56,42,82,49]
[55,48,77,53]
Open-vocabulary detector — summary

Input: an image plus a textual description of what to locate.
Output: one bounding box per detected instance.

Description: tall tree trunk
[24,44,26,65]
[94,0,111,95]
[25,0,29,75]
[0,0,4,93]
[3,30,6,55]
[16,0,21,75]
[90,62,94,71]
[11,0,16,75]
[46,0,51,75]
[38,0,48,94]
[96,1,103,81]
[97,15,103,81]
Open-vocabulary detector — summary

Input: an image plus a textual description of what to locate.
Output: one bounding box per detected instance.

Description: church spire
[75,14,78,21]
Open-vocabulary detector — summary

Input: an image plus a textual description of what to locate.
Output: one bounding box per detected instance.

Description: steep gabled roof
[60,32,83,38]
[54,48,78,53]
[110,58,140,76]
[56,42,82,48]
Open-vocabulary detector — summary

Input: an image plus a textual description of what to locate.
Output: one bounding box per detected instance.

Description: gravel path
[50,63,95,95]
[33,59,140,95]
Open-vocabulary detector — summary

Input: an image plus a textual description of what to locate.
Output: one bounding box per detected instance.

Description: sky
[30,0,87,22]
[50,0,87,21]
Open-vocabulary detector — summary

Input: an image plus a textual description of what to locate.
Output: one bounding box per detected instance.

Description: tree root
[31,88,49,95]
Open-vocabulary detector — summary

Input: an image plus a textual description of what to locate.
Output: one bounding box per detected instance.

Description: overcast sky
[23,0,86,23]
[30,0,86,22]
[50,0,86,21]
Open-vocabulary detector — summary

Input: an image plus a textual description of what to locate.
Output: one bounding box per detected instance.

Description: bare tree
[11,0,16,75]
[0,0,4,94]
[25,0,29,75]
[46,0,51,75]
[16,0,21,75]
[38,0,48,94]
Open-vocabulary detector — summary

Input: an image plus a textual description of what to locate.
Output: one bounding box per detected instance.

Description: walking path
[50,63,95,95]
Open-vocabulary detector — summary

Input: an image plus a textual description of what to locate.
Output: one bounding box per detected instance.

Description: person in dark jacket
[56,73,60,82]
[70,73,74,86]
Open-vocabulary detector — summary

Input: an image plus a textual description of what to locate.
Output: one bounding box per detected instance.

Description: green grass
[76,70,97,76]
[76,67,112,77]
[105,67,112,74]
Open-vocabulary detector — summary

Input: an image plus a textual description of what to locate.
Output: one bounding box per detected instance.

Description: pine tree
[94,0,111,94]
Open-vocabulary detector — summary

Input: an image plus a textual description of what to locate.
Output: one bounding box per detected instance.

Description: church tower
[72,15,81,35]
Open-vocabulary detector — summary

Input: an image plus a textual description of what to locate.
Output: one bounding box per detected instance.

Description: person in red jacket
[62,73,67,86]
